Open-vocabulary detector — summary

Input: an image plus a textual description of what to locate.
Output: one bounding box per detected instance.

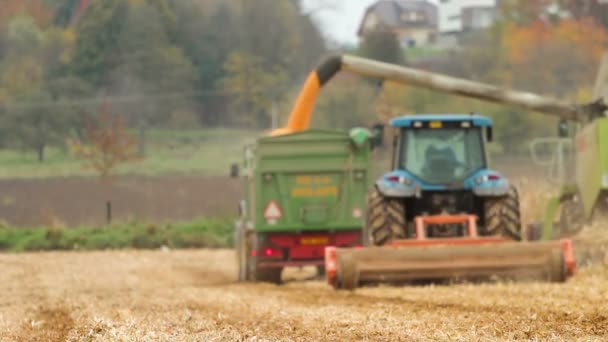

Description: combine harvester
[528,52,608,240]
[269,55,608,289]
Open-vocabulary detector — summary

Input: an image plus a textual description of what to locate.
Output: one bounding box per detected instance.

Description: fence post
[106,201,112,225]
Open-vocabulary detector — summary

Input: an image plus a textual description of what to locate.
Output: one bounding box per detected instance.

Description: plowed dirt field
[1,243,607,341]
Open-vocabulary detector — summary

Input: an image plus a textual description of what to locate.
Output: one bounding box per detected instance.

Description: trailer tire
[255,267,282,284]
[484,186,522,240]
[366,188,407,246]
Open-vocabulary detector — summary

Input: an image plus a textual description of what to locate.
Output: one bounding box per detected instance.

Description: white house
[437,0,498,34]
[357,0,499,49]
[357,0,439,48]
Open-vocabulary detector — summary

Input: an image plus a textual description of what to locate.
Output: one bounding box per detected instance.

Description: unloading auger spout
[272,55,607,136]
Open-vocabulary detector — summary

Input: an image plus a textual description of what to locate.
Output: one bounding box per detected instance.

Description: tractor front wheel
[366,188,407,246]
[484,186,522,240]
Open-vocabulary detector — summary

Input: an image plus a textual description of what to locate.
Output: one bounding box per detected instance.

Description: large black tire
[366,188,407,246]
[249,233,282,284]
[238,230,282,284]
[484,186,522,240]
[254,267,282,284]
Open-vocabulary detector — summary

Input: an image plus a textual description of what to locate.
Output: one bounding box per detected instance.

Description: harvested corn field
[1,233,607,342]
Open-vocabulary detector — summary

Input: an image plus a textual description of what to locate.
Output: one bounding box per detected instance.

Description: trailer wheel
[255,267,282,284]
[337,252,358,290]
[484,186,522,240]
[246,233,281,284]
[366,188,407,246]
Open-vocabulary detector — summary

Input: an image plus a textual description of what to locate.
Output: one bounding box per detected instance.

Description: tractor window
[400,128,486,184]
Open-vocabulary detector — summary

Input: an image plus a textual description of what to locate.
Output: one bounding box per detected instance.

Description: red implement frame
[325,214,576,287]
[391,214,511,247]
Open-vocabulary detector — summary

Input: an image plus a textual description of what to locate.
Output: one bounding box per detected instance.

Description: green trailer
[234,129,374,283]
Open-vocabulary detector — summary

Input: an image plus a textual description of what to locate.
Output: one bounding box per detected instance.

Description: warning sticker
[263,201,283,223]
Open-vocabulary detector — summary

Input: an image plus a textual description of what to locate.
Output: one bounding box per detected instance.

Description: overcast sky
[301,0,439,45]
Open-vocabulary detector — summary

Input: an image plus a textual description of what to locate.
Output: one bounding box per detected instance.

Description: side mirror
[230,163,240,178]
[486,127,493,142]
[371,123,385,148]
[558,120,569,138]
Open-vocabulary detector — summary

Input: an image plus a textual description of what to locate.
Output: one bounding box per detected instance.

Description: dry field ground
[0,228,607,342]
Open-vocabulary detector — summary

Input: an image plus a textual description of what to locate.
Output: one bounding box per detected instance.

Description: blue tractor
[366,114,522,245]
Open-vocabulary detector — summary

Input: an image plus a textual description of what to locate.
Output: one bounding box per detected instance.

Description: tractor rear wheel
[366,188,407,246]
[484,186,522,240]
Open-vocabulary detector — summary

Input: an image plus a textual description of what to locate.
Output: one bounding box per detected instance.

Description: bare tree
[69,103,139,184]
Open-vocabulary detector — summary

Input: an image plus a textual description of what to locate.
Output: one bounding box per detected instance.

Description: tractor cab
[390,115,493,186]
[377,114,507,198]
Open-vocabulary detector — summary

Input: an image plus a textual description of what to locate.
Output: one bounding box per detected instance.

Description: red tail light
[488,174,501,181]
[261,248,282,258]
[387,176,400,182]
[251,250,257,257]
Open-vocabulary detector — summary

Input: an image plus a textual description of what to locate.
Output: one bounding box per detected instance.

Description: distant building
[437,0,497,33]
[357,0,439,48]
[358,0,499,49]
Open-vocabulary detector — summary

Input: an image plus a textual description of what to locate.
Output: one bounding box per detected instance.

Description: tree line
[1,0,607,161]
[0,0,325,161]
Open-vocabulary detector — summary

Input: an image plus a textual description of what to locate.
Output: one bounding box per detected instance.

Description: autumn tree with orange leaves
[504,18,608,99]
[386,6,608,154]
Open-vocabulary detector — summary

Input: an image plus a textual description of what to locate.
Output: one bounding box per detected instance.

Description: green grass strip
[0,218,234,252]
